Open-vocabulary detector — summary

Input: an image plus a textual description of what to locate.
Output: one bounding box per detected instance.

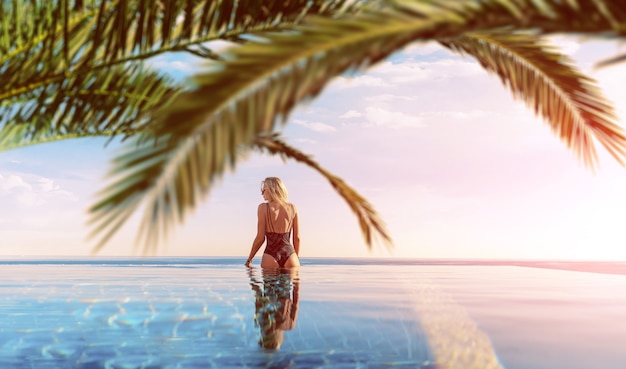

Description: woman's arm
[245,204,267,267]
[292,205,300,255]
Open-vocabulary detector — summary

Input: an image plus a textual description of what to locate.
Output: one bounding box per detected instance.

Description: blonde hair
[262,177,288,203]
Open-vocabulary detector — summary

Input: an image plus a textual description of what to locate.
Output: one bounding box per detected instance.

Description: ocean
[0,257,625,368]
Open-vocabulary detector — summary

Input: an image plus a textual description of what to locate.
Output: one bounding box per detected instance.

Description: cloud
[0,173,79,207]
[369,59,483,84]
[0,174,31,193]
[419,109,493,121]
[363,107,425,128]
[364,94,417,103]
[328,52,480,92]
[340,107,495,129]
[332,75,394,89]
[293,119,337,133]
[339,110,363,119]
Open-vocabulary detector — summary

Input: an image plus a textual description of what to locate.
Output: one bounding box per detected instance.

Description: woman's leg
[261,253,280,268]
[282,253,300,268]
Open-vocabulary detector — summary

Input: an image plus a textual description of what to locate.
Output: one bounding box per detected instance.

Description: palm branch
[440,30,626,168]
[0,64,176,151]
[0,0,364,147]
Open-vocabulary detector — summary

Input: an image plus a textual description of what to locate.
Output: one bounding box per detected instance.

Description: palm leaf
[92,0,364,60]
[253,134,391,249]
[89,0,626,254]
[0,127,127,151]
[0,0,362,62]
[441,30,626,168]
[1,0,364,94]
[0,64,177,151]
[0,0,366,150]
[88,131,249,254]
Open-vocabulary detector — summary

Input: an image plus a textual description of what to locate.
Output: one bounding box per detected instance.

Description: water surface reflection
[248,268,300,350]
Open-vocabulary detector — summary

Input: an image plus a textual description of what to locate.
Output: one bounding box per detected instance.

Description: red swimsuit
[263,204,296,267]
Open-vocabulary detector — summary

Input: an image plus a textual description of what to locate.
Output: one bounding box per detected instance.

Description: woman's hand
[245,259,252,267]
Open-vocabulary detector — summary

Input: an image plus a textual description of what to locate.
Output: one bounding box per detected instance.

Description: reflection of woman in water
[249,268,300,350]
[245,177,301,268]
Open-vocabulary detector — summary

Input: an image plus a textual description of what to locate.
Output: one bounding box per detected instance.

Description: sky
[1,35,626,260]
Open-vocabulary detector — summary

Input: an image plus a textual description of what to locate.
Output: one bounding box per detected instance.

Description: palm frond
[253,134,391,249]
[78,0,366,65]
[0,127,128,152]
[435,0,626,35]
[88,0,626,254]
[441,30,626,168]
[88,131,249,254]
[1,0,365,88]
[0,1,368,151]
[0,64,177,150]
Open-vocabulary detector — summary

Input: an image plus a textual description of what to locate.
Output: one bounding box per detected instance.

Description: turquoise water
[0,258,625,368]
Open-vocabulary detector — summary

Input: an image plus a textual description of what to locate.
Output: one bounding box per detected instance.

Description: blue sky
[2,36,626,259]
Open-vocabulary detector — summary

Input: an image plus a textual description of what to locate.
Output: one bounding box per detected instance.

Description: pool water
[0,258,625,369]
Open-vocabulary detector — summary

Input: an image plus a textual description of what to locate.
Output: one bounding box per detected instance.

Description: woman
[245,177,300,268]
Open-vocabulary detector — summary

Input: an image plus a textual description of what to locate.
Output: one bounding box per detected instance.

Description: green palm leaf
[0,0,366,150]
[0,64,176,151]
[89,134,182,254]
[89,130,259,254]
[0,128,127,151]
[89,0,626,254]
[0,0,359,60]
[441,30,626,168]
[253,134,391,249]
[1,0,364,88]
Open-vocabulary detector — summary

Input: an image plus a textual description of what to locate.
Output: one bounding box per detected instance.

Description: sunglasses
[261,188,267,194]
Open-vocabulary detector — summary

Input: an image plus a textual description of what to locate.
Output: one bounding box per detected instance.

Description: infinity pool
[0,258,625,369]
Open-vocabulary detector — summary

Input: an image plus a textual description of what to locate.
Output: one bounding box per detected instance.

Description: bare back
[264,202,295,234]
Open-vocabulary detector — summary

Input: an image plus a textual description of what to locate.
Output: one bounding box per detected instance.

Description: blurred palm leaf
[0,0,364,147]
[89,134,189,254]
[89,0,626,254]
[441,30,626,168]
[0,64,176,151]
[1,0,362,70]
